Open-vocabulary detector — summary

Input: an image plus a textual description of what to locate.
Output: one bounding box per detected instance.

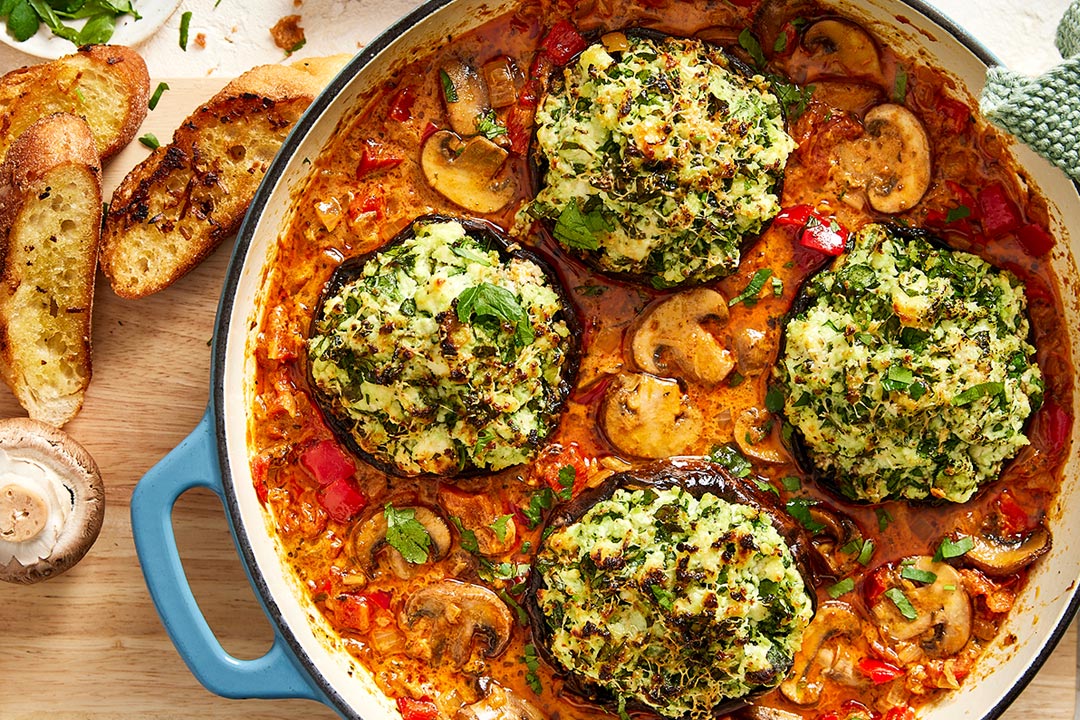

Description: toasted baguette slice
[101,55,350,299]
[0,114,103,427]
[0,45,149,164]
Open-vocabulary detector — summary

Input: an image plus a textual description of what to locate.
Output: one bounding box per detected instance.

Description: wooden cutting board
[0,79,1075,720]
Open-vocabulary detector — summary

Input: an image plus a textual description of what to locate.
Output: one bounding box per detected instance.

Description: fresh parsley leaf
[149,81,170,111]
[490,514,514,543]
[450,242,493,266]
[901,565,938,584]
[728,268,774,307]
[522,487,554,529]
[556,465,576,501]
[884,587,918,620]
[457,282,534,347]
[770,77,815,121]
[650,584,675,611]
[856,538,875,566]
[754,477,779,496]
[449,516,480,554]
[523,644,542,694]
[5,0,37,41]
[780,475,801,492]
[139,133,160,150]
[554,200,609,251]
[893,65,908,104]
[785,497,825,533]
[574,283,606,297]
[475,109,507,140]
[827,577,854,598]
[709,444,752,478]
[934,535,974,561]
[76,11,114,43]
[439,69,458,103]
[952,382,1004,407]
[773,31,787,53]
[765,386,785,413]
[179,10,192,50]
[876,507,892,531]
[384,503,432,564]
[946,204,972,223]
[497,588,529,626]
[738,28,766,69]
[771,275,784,296]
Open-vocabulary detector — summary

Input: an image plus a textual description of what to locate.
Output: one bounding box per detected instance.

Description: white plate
[0,0,181,59]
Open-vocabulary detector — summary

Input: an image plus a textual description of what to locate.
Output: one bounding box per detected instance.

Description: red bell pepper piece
[864,567,888,604]
[977,182,1023,238]
[884,707,916,720]
[420,121,441,143]
[251,454,270,504]
[540,20,587,66]
[348,193,386,222]
[800,215,849,256]
[335,593,372,631]
[533,442,589,499]
[356,140,403,179]
[300,439,356,486]
[945,180,978,216]
[938,97,971,135]
[318,476,368,522]
[396,697,439,720]
[505,103,535,155]
[1016,222,1055,256]
[387,85,417,122]
[857,656,906,684]
[995,490,1031,537]
[1034,397,1071,459]
[773,203,816,227]
[365,589,393,610]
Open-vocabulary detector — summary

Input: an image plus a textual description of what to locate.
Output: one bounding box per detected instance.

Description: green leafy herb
[934,535,974,561]
[770,77,815,121]
[475,109,507,140]
[709,444,752,478]
[727,371,745,388]
[946,205,972,223]
[881,364,914,393]
[384,503,432,564]
[523,644,542,694]
[876,507,892,531]
[457,282,534,347]
[5,0,40,42]
[553,200,610,251]
[765,386,785,413]
[450,242,493,266]
[650,584,675,611]
[771,276,784,297]
[893,65,908,103]
[785,497,825,533]
[497,588,529,626]
[574,283,606,297]
[450,516,480,555]
[490,514,514,543]
[26,0,75,41]
[728,268,774,307]
[522,487,554,529]
[138,133,160,150]
[901,565,938,585]
[148,81,170,111]
[556,464,576,501]
[780,475,801,492]
[773,31,788,53]
[179,10,192,50]
[856,538,875,566]
[827,577,855,599]
[754,477,779,496]
[884,587,918,620]
[738,28,766,69]
[952,382,1005,407]
[439,68,458,103]
[76,11,113,43]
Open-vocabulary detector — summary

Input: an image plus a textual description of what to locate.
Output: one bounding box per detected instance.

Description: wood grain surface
[0,79,1075,720]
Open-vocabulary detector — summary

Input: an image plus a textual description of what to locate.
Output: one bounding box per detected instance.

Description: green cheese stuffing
[308,219,574,476]
[526,34,795,287]
[776,224,1043,503]
[535,487,812,718]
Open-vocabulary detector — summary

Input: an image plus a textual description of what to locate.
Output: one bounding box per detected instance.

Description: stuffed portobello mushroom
[307,217,580,477]
[775,223,1044,504]
[525,32,795,288]
[526,459,815,719]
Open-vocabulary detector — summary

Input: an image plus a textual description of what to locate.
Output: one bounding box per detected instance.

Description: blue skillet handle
[131,408,324,702]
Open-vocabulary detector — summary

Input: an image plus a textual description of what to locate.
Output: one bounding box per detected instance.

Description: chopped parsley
[439,69,458,103]
[728,268,774,307]
[946,205,972,223]
[522,487,555,529]
[384,503,432,564]
[149,82,170,111]
[556,465,576,501]
[490,514,514,543]
[785,497,825,533]
[523,643,543,694]
[934,535,975,561]
[827,577,855,598]
[450,516,480,554]
[876,507,893,531]
[456,282,535,348]
[900,564,937,585]
[553,200,609,251]
[884,587,918,620]
[892,65,909,103]
[780,475,802,492]
[738,28,766,68]
[709,444,752,478]
[179,10,192,50]
[475,109,508,140]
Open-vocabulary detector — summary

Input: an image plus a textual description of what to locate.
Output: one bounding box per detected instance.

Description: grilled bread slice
[100,55,349,299]
[0,114,103,427]
[0,45,149,163]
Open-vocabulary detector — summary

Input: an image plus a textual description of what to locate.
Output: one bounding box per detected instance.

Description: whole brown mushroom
[0,418,104,584]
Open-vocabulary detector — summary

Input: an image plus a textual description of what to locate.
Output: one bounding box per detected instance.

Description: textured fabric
[980,1,1080,181]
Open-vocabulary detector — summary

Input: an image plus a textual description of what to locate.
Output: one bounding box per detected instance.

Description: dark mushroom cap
[525,457,816,718]
[0,418,104,584]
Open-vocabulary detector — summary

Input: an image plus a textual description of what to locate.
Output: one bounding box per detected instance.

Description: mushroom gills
[780,601,862,705]
[802,19,884,83]
[0,450,72,565]
[600,372,702,458]
[631,288,735,385]
[965,525,1051,576]
[403,580,514,668]
[838,103,931,214]
[349,505,452,580]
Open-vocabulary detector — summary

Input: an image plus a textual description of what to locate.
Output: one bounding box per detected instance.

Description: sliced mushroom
[456,681,546,720]
[871,556,972,659]
[403,580,514,668]
[964,525,1051,576]
[807,505,863,577]
[600,373,702,458]
[438,486,518,557]
[732,326,773,377]
[631,289,734,385]
[348,505,452,580]
[781,601,862,704]
[734,406,790,464]
[742,707,805,720]
[803,19,884,83]
[839,104,931,214]
[441,59,493,137]
[0,419,104,584]
[421,130,517,213]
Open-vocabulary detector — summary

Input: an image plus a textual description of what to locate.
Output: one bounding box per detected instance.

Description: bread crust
[0,44,149,163]
[101,58,348,299]
[0,114,103,426]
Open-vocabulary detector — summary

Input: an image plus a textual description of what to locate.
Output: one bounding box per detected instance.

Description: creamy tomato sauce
[247,1,1073,718]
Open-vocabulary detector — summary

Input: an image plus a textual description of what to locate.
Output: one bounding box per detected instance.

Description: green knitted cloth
[980,1,1080,180]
